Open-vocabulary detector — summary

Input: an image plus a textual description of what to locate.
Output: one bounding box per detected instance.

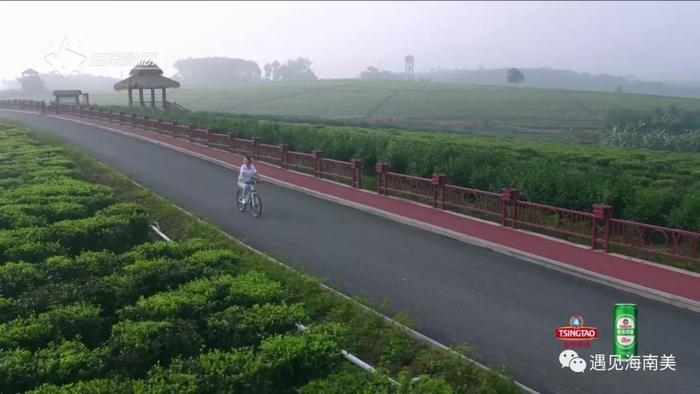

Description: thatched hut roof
[113,61,180,90]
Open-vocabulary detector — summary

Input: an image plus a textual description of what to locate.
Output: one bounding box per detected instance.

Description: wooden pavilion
[53,90,82,106]
[113,61,180,108]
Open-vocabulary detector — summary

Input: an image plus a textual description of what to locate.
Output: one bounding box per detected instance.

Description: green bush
[109,320,203,377]
[28,378,132,394]
[0,261,46,297]
[206,303,307,348]
[119,290,212,321]
[0,297,22,323]
[0,347,35,392]
[132,361,198,394]
[193,348,262,393]
[257,323,346,389]
[111,106,700,231]
[45,204,149,254]
[181,272,284,307]
[43,251,121,283]
[0,303,103,350]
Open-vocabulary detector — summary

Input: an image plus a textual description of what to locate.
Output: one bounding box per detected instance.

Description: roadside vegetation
[105,106,700,233]
[0,121,521,393]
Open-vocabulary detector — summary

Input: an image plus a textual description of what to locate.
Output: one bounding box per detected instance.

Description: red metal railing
[514,200,595,240]
[2,99,699,265]
[257,143,283,164]
[320,158,354,183]
[286,151,316,175]
[232,138,254,156]
[443,184,503,219]
[209,133,230,151]
[190,128,209,143]
[383,172,436,205]
[606,219,700,263]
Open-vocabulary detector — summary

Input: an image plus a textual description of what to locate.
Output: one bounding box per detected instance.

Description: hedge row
[0,122,510,393]
[105,106,700,231]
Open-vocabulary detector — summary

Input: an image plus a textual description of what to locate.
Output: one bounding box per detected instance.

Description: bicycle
[236,179,263,218]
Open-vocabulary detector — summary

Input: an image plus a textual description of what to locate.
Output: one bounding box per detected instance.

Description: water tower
[405,55,414,81]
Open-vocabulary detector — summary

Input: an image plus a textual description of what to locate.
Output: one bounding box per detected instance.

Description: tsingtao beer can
[614,304,638,359]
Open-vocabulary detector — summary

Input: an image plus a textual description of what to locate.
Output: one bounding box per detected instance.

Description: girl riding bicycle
[238,155,258,204]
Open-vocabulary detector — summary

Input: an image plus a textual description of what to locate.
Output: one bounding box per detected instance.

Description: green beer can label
[614,304,637,359]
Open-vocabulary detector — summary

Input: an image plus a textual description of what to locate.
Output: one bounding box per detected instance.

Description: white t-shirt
[238,164,257,183]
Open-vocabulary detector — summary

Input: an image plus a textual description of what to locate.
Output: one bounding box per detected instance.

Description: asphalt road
[2,111,698,394]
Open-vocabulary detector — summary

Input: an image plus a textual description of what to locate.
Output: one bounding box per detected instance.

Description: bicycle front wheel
[251,194,262,218]
[236,189,247,212]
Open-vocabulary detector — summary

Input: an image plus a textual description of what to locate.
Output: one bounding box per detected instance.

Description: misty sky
[1,1,700,83]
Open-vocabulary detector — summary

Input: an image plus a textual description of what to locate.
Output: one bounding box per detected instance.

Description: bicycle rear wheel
[251,193,262,218]
[236,189,247,212]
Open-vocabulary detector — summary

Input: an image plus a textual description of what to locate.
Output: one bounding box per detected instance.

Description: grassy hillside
[88,80,700,140]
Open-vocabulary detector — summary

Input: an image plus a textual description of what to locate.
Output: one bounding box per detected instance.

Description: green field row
[84,80,700,139]
[0,122,520,393]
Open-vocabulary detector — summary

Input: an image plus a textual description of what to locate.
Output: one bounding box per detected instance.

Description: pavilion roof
[113,61,180,90]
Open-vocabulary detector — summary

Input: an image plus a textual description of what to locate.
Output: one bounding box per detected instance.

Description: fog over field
[1,1,700,83]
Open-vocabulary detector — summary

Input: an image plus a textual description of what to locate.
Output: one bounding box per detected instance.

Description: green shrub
[0,347,36,392]
[301,366,395,394]
[193,348,261,393]
[45,206,149,254]
[127,238,211,261]
[119,290,212,321]
[181,272,284,307]
[206,303,307,348]
[109,320,203,377]
[27,378,132,394]
[0,297,23,323]
[257,323,346,389]
[0,261,46,297]
[43,251,121,282]
[132,361,198,394]
[181,249,241,277]
[0,303,103,349]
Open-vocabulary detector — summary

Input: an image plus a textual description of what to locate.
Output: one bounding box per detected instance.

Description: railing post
[431,173,447,209]
[228,132,236,153]
[207,128,214,145]
[592,204,613,252]
[189,124,196,142]
[351,159,363,189]
[312,150,323,178]
[251,137,260,159]
[375,162,390,195]
[501,188,519,228]
[280,144,290,169]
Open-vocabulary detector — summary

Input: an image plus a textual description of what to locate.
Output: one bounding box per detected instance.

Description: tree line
[172,57,318,86]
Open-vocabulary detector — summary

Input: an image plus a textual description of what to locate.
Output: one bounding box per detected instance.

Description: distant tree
[173,57,261,86]
[271,61,281,81]
[507,68,525,85]
[273,57,318,81]
[615,85,624,94]
[263,63,273,80]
